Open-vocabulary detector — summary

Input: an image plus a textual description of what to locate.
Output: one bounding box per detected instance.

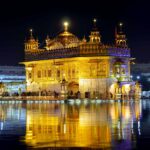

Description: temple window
[28,72,32,79]
[72,69,75,77]
[121,68,125,74]
[57,70,60,77]
[93,38,96,43]
[68,69,71,78]
[48,70,52,77]
[37,71,41,78]
[114,67,119,74]
[44,70,47,77]
[90,65,93,76]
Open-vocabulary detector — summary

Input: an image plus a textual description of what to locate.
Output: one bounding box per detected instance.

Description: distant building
[131,63,150,91]
[0,66,26,95]
[22,20,141,99]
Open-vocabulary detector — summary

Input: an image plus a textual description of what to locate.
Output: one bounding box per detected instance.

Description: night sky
[0,0,149,65]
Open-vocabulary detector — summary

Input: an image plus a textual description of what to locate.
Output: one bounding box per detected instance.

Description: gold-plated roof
[48,30,79,48]
[57,31,75,37]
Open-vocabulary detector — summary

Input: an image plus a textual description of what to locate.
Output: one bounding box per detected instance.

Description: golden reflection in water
[25,101,141,149]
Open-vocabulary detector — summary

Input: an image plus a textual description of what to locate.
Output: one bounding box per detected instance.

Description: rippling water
[0,99,150,149]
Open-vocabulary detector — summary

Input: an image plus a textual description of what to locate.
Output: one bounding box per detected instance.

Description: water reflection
[0,101,26,137]
[0,100,143,149]
[24,100,141,149]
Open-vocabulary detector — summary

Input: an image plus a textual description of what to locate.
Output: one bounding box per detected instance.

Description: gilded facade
[22,20,141,99]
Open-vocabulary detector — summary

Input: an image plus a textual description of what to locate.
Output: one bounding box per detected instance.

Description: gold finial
[29,28,33,38]
[119,22,123,26]
[64,22,69,31]
[119,22,123,33]
[93,18,98,29]
[93,18,97,23]
[46,35,50,39]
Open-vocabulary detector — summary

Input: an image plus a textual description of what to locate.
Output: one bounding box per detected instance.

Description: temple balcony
[24,44,130,62]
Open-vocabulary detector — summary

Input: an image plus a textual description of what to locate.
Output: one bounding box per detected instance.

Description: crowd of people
[1,90,81,99]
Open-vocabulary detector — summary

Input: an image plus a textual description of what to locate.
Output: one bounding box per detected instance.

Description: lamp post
[60,78,68,99]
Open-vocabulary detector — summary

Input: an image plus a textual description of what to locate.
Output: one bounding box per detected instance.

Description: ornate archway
[68,81,79,95]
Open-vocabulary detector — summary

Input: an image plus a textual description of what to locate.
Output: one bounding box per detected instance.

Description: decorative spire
[63,22,69,31]
[46,35,50,41]
[46,35,50,44]
[115,26,117,38]
[115,22,127,48]
[82,35,87,43]
[89,18,101,43]
[83,35,86,39]
[93,18,97,26]
[92,18,98,31]
[29,28,33,39]
[46,35,49,39]
[119,22,123,33]
[25,28,39,52]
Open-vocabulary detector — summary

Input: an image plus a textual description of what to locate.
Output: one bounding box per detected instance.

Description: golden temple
[22,19,141,99]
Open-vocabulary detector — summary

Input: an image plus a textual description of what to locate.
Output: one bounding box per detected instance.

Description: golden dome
[45,22,80,50]
[56,21,80,47]
[56,31,79,47]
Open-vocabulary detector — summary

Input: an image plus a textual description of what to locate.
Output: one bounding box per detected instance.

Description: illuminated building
[131,63,150,91]
[0,66,26,95]
[22,19,141,99]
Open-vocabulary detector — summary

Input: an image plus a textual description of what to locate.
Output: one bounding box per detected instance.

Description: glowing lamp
[29,28,33,38]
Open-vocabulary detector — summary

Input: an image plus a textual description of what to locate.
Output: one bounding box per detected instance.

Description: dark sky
[0,0,149,65]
